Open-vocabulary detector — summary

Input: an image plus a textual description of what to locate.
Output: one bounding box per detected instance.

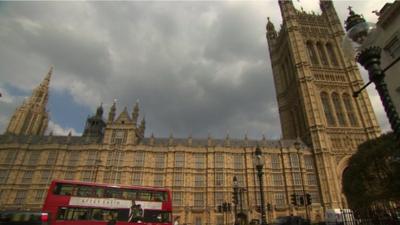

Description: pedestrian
[107,212,116,225]
[174,216,180,225]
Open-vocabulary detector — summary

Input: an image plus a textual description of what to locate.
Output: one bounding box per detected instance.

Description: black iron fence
[347,202,400,225]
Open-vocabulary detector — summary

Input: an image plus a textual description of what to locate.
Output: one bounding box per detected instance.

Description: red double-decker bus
[42,180,172,225]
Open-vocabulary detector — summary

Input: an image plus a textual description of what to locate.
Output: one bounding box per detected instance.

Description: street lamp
[233,176,239,225]
[255,146,268,225]
[294,139,310,223]
[343,6,400,144]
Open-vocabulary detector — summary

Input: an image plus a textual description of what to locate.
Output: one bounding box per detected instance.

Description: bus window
[138,191,152,200]
[94,187,105,198]
[122,189,137,200]
[152,192,166,201]
[54,183,74,195]
[76,185,93,197]
[143,210,171,223]
[104,188,122,198]
[57,207,90,220]
[91,209,104,221]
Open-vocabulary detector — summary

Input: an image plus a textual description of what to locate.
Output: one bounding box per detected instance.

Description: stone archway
[336,156,351,208]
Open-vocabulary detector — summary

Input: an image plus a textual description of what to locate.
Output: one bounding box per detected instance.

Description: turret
[108,101,116,122]
[266,17,277,41]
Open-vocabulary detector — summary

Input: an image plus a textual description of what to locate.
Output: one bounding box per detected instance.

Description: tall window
[307,174,317,185]
[194,153,205,169]
[271,154,281,169]
[321,92,336,126]
[40,170,51,183]
[289,153,299,168]
[173,173,184,186]
[28,151,41,165]
[86,151,97,166]
[316,42,328,65]
[306,41,319,65]
[195,217,202,225]
[154,153,165,168]
[134,151,145,167]
[233,154,244,170]
[215,153,224,168]
[46,151,57,165]
[67,152,80,166]
[274,193,286,208]
[0,170,8,183]
[215,172,224,187]
[154,173,164,187]
[173,192,183,206]
[111,130,127,145]
[4,150,17,164]
[14,190,27,205]
[304,155,315,170]
[332,93,347,126]
[193,193,204,207]
[216,216,224,225]
[81,171,91,182]
[194,174,205,187]
[293,173,302,185]
[22,171,33,184]
[343,93,359,126]
[175,152,185,168]
[272,174,283,186]
[65,171,75,180]
[132,168,142,185]
[215,192,224,205]
[35,190,45,201]
[326,43,339,66]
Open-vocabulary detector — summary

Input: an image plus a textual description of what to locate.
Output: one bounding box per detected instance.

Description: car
[273,216,309,225]
[0,211,49,225]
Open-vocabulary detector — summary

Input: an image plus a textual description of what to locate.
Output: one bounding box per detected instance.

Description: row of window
[320,92,358,127]
[306,41,339,67]
[1,151,314,170]
[172,191,321,207]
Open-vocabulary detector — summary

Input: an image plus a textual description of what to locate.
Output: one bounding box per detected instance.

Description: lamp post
[294,139,310,223]
[233,176,239,225]
[255,146,268,225]
[344,7,400,144]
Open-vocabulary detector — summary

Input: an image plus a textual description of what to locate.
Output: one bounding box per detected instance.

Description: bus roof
[50,179,170,192]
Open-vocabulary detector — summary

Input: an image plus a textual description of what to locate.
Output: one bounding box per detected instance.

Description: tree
[342,132,400,210]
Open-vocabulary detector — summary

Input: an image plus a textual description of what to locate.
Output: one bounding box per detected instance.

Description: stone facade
[266,0,380,210]
[0,1,383,224]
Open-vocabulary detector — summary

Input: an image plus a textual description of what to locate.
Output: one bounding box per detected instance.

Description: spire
[96,103,103,117]
[5,67,51,135]
[139,116,146,137]
[266,17,277,40]
[108,100,117,122]
[132,100,139,125]
[169,132,174,146]
[225,131,230,147]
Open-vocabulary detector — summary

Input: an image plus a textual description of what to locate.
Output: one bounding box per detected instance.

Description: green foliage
[342,132,400,210]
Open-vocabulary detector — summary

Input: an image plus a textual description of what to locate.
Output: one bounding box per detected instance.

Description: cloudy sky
[0,0,391,139]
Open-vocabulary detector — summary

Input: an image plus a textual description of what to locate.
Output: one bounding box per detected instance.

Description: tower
[82,103,106,138]
[5,67,52,136]
[266,0,380,208]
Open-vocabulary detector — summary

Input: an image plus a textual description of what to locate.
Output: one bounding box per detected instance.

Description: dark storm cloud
[0,1,391,138]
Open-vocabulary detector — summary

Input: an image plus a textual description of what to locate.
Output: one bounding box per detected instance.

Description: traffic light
[299,196,304,206]
[290,193,297,206]
[306,193,312,205]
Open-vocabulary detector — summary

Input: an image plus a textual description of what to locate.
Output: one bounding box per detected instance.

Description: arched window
[306,41,319,65]
[321,92,336,126]
[316,42,329,65]
[332,92,347,126]
[326,43,339,66]
[343,93,359,126]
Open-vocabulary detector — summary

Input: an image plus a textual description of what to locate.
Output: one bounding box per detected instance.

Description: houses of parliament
[0,1,381,224]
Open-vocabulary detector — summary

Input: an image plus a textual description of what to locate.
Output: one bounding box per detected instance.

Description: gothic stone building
[0,1,381,224]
